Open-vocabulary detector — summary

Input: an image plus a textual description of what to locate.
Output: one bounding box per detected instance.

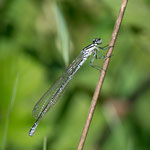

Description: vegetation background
[0,0,150,150]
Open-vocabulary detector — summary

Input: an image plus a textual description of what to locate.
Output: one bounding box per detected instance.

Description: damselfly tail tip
[29,123,38,136]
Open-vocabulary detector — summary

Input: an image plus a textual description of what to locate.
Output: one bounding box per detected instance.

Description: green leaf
[54,2,70,66]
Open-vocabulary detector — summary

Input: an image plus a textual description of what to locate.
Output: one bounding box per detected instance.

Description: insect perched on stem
[29,38,109,136]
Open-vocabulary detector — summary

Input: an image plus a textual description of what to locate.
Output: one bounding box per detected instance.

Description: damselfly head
[93,38,102,44]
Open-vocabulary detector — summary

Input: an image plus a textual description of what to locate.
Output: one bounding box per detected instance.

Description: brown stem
[77,0,128,150]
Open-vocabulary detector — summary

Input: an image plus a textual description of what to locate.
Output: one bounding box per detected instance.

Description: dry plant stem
[77,0,128,150]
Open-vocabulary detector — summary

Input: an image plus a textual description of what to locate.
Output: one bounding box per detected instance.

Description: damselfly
[29,38,109,136]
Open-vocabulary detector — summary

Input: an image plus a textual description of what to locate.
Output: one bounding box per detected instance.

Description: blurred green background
[0,0,150,150]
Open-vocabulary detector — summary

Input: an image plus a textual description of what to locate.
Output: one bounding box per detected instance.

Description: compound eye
[97,38,102,44]
[93,39,96,44]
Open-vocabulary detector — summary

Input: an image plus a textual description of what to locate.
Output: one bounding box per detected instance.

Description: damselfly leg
[90,45,111,71]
